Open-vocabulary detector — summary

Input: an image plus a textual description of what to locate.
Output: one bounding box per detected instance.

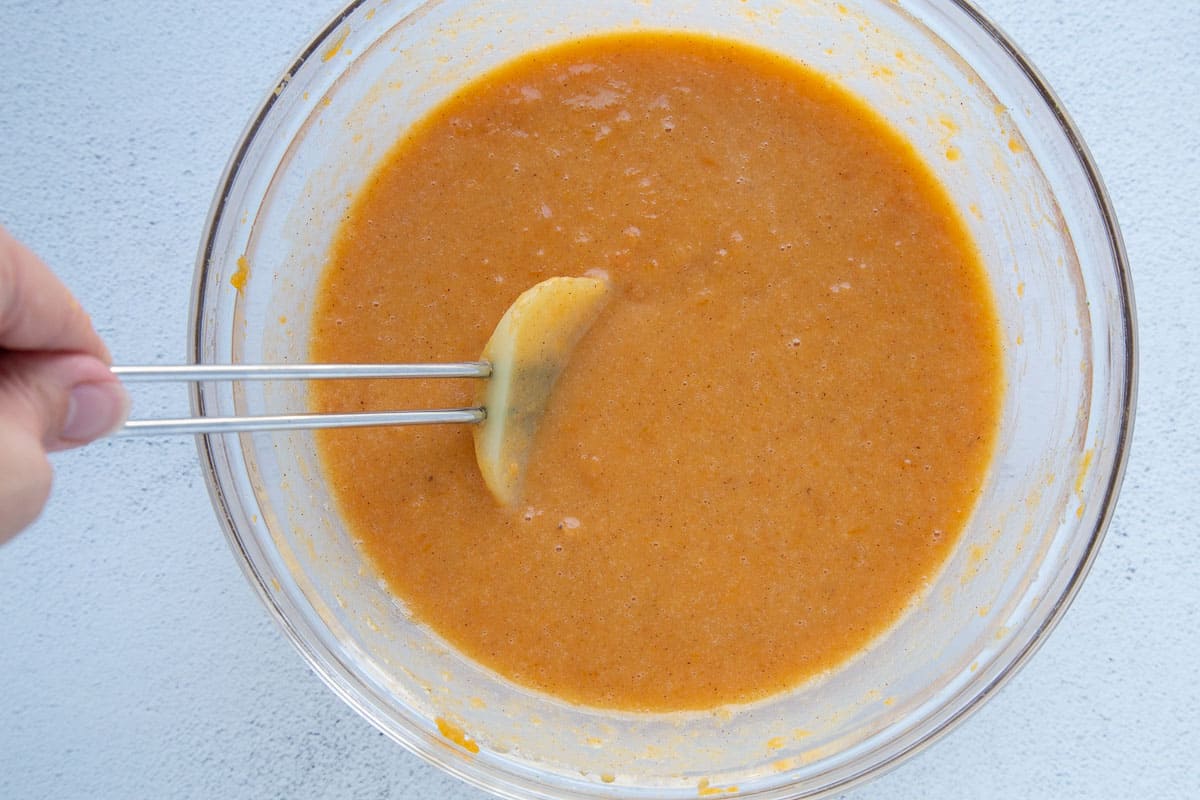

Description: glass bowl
[189,1,1135,797]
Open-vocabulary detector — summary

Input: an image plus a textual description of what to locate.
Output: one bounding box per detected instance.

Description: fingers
[0,225,111,362]
[0,419,53,544]
[0,228,127,542]
[0,351,129,543]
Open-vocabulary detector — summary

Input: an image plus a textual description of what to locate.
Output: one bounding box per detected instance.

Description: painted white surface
[0,1,1194,797]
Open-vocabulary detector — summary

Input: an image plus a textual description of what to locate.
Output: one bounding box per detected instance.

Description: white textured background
[0,1,1195,798]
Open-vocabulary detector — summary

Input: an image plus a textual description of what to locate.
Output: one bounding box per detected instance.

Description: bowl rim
[187,1,1137,797]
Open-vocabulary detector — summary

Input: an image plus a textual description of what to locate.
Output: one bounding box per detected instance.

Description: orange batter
[310,32,1001,711]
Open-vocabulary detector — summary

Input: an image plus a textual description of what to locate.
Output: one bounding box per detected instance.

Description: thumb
[0,353,129,543]
[0,352,130,451]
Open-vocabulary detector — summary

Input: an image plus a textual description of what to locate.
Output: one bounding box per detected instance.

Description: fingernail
[60,381,131,444]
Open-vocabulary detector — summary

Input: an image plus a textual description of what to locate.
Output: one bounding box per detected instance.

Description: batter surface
[310,32,1001,711]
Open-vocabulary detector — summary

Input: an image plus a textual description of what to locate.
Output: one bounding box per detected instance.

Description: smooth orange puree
[310,32,1002,711]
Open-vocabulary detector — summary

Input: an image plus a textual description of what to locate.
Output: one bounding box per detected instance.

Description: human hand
[0,226,129,543]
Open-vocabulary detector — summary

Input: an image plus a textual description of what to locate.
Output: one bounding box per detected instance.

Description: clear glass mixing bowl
[189,1,1135,797]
